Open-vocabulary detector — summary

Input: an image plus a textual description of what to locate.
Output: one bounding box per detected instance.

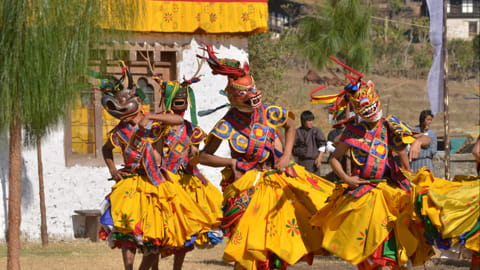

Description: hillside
[277,68,480,141]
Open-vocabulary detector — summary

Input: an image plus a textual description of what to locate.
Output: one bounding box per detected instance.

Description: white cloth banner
[426,0,444,114]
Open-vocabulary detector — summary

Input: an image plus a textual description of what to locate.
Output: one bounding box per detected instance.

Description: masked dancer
[153,75,223,270]
[310,57,433,270]
[95,62,213,270]
[197,43,335,270]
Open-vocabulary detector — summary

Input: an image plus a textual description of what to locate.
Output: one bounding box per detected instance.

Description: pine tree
[296,0,372,72]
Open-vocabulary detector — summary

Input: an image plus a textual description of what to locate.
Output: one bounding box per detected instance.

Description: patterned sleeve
[208,119,233,141]
[386,115,419,152]
[109,127,121,148]
[265,105,295,128]
[148,110,176,143]
[149,120,168,143]
[190,126,207,145]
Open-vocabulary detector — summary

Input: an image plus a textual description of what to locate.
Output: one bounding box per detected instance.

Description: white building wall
[447,18,480,40]
[0,36,248,241]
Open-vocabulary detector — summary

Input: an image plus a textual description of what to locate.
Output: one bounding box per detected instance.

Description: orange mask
[226,74,262,112]
[347,80,382,122]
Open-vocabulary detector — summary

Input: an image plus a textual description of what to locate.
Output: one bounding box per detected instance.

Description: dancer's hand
[189,145,200,165]
[275,155,290,172]
[138,115,151,130]
[343,175,370,189]
[230,159,244,180]
[109,169,129,182]
[409,140,422,161]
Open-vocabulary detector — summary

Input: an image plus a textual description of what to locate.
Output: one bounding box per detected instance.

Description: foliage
[411,17,430,43]
[412,45,433,69]
[295,0,372,73]
[448,39,478,80]
[473,34,480,66]
[388,0,405,16]
[0,0,143,145]
[248,31,296,103]
[371,19,410,68]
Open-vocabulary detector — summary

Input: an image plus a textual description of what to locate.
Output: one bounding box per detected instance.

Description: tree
[248,31,297,103]
[295,0,373,73]
[448,38,477,81]
[0,1,140,269]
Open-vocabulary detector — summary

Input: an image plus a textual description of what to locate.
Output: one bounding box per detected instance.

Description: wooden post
[346,104,352,175]
[37,136,49,246]
[442,0,451,179]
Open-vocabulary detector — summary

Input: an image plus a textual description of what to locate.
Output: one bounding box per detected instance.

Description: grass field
[0,240,473,270]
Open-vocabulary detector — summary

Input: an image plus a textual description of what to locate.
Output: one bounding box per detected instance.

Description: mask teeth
[249,94,262,107]
[362,101,377,117]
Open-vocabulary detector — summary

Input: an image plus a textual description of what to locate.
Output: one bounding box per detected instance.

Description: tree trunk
[37,136,48,246]
[7,115,22,270]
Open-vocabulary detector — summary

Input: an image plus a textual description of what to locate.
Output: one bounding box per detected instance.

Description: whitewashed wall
[447,18,480,40]
[0,35,248,241]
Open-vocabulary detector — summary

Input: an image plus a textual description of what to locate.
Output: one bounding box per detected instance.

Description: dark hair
[301,110,315,123]
[419,110,433,124]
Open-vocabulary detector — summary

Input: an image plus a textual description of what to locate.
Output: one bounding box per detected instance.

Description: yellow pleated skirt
[310,181,432,267]
[221,164,335,270]
[406,167,480,253]
[107,174,214,256]
[165,170,224,246]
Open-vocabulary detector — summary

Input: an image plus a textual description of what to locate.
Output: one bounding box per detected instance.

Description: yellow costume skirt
[221,164,335,270]
[165,170,224,246]
[310,181,432,267]
[405,167,480,254]
[103,174,214,256]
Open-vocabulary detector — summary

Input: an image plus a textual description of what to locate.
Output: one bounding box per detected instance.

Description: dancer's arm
[102,140,128,181]
[409,134,431,162]
[200,136,243,180]
[329,141,369,188]
[276,117,295,170]
[397,149,411,171]
[138,112,183,129]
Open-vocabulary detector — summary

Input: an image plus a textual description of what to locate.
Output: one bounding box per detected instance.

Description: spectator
[292,110,326,176]
[323,111,348,182]
[410,109,437,172]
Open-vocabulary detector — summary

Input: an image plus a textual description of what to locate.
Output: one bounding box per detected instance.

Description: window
[64,45,177,167]
[462,0,473,13]
[469,21,478,37]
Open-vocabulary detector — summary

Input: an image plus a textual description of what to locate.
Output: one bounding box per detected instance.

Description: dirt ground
[0,240,472,270]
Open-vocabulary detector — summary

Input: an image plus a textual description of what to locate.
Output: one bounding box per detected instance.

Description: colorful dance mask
[226,72,262,113]
[310,56,383,124]
[91,62,145,120]
[345,80,382,122]
[101,89,141,120]
[197,42,262,113]
[164,83,188,113]
[154,74,200,126]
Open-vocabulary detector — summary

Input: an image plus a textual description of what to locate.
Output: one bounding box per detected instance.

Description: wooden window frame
[468,21,478,37]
